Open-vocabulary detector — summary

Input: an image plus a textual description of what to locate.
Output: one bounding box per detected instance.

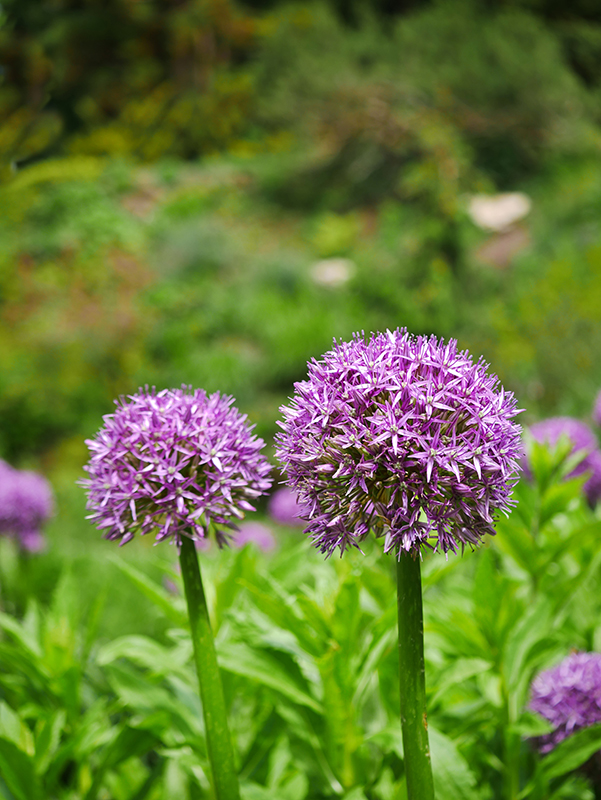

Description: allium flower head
[530,652,601,753]
[235,521,276,552]
[81,387,273,546]
[0,461,54,551]
[268,487,306,527]
[275,329,522,557]
[527,417,601,506]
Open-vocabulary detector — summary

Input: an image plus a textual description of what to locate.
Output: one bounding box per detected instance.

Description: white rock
[468,193,531,232]
[310,257,356,287]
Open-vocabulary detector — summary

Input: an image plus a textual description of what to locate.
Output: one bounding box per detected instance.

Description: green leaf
[539,479,583,530]
[503,598,552,697]
[240,782,281,800]
[0,611,42,659]
[342,789,368,800]
[429,658,492,706]
[509,712,553,738]
[429,726,485,800]
[109,556,187,627]
[0,703,34,756]
[33,709,66,776]
[540,723,601,780]
[97,634,191,677]
[0,738,43,800]
[218,642,322,712]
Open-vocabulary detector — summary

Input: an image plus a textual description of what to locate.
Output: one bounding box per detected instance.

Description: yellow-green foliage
[490,246,601,414]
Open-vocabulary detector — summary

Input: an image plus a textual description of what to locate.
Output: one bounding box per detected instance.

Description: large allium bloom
[81,387,273,546]
[0,461,54,551]
[275,329,522,557]
[530,652,601,754]
[527,417,601,506]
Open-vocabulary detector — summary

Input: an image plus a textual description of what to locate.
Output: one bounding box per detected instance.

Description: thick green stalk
[396,551,435,800]
[179,534,240,800]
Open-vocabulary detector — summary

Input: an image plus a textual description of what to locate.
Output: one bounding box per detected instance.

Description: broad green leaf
[508,712,553,738]
[218,642,321,712]
[493,519,537,576]
[97,634,191,677]
[429,726,485,800]
[503,598,552,696]
[280,773,309,800]
[33,709,66,776]
[0,611,42,659]
[0,703,34,756]
[109,556,187,626]
[539,479,583,530]
[240,577,323,657]
[352,627,396,706]
[365,726,403,759]
[0,737,43,800]
[540,723,601,780]
[241,782,281,800]
[104,662,201,743]
[343,788,368,800]
[429,658,492,707]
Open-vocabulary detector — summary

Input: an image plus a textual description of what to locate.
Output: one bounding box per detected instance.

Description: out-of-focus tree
[0,0,257,170]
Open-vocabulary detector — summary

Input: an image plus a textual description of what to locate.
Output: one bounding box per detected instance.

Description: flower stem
[396,550,435,799]
[179,534,240,800]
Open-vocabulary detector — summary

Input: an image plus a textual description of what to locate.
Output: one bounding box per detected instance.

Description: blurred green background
[2,0,601,542]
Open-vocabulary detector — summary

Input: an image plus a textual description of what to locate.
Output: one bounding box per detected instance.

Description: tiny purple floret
[81,387,273,546]
[530,652,601,754]
[528,417,601,506]
[275,329,522,558]
[0,461,54,552]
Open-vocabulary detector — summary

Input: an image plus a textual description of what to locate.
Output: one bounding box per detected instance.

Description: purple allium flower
[0,462,54,552]
[275,329,522,558]
[527,417,601,507]
[234,521,276,551]
[268,487,306,527]
[81,387,273,546]
[593,390,601,428]
[530,652,601,754]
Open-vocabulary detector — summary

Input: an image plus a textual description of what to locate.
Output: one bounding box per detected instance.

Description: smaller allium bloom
[275,329,522,558]
[81,387,273,546]
[527,417,601,507]
[530,652,601,754]
[268,487,306,527]
[593,389,601,428]
[234,521,276,552]
[0,461,54,551]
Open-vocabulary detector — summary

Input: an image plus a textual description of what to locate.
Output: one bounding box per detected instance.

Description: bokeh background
[2,0,601,596]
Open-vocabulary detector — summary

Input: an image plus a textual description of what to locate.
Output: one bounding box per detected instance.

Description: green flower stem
[396,550,435,800]
[179,534,240,800]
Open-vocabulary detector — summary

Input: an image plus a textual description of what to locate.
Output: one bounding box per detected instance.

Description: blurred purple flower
[81,386,273,546]
[593,390,601,428]
[527,417,601,506]
[268,487,306,527]
[0,462,54,552]
[275,329,522,558]
[234,521,276,552]
[530,652,601,754]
